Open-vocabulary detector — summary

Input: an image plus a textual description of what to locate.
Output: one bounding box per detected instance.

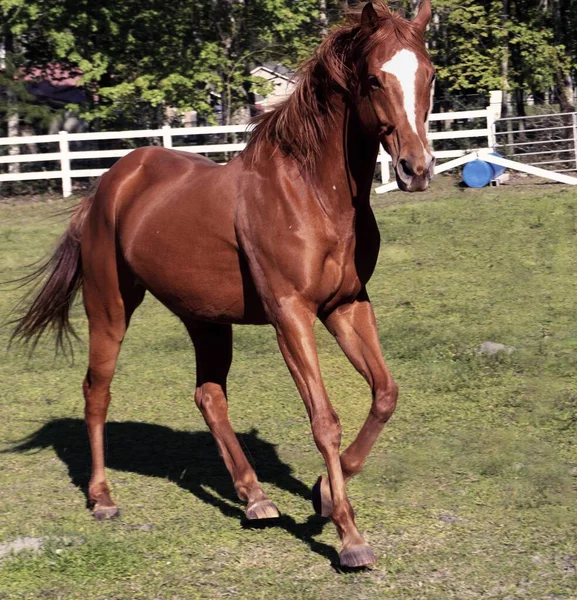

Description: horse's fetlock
[235,479,264,503]
[331,500,356,526]
[89,480,111,501]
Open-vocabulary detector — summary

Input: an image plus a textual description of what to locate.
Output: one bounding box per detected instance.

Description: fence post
[379,144,391,184]
[59,130,72,198]
[162,125,172,149]
[486,90,502,151]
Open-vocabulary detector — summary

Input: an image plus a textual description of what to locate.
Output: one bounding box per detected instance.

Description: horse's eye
[368,75,381,90]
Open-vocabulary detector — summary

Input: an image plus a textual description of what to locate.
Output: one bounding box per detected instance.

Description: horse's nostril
[399,159,414,178]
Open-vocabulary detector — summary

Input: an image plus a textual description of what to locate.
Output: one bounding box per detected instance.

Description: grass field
[1,178,576,599]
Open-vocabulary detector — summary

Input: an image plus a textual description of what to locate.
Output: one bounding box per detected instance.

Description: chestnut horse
[14,0,434,567]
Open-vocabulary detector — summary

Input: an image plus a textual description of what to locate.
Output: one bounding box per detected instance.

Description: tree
[393,0,574,114]
[1,0,331,130]
[2,0,575,136]
[1,1,65,173]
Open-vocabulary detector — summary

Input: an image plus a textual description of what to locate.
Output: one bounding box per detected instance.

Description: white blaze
[381,49,419,135]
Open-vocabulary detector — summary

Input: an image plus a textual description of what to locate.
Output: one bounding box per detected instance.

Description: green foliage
[428,0,506,93]
[394,0,575,102]
[1,0,329,129]
[1,0,576,131]
[509,23,570,93]
[0,54,61,132]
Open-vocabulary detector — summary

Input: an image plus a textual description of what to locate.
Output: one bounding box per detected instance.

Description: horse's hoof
[92,505,120,521]
[246,499,280,520]
[311,476,332,517]
[339,545,377,569]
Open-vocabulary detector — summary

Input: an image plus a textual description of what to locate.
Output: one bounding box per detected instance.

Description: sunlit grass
[1,179,576,599]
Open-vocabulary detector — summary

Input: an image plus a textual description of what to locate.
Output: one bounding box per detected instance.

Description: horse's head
[356,0,435,192]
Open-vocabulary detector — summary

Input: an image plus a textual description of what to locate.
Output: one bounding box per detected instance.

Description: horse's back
[99,146,221,193]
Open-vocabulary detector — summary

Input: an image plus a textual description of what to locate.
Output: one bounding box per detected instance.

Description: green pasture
[1,179,576,599]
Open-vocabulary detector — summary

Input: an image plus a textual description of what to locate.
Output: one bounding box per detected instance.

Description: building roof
[250,63,295,82]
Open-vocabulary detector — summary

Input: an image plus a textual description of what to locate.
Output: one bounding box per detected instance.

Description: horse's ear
[413,0,432,32]
[361,2,380,34]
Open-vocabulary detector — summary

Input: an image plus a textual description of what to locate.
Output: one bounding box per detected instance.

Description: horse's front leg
[313,295,398,517]
[272,296,376,568]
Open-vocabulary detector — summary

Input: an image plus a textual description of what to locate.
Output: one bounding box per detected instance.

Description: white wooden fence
[1,93,503,198]
[0,125,250,197]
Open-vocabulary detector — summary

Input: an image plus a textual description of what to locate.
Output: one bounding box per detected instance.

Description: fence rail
[1,94,504,197]
[494,112,577,174]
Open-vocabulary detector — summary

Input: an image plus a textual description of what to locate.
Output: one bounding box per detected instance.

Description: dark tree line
[1,0,576,137]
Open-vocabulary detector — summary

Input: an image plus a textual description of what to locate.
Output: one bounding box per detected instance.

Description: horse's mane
[243,1,427,173]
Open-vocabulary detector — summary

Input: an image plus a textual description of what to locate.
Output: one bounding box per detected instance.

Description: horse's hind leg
[184,320,279,520]
[82,258,145,520]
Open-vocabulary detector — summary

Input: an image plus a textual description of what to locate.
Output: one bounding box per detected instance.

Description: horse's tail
[10,191,96,354]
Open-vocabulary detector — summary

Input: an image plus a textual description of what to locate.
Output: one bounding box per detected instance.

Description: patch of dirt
[0,536,44,560]
[0,535,86,562]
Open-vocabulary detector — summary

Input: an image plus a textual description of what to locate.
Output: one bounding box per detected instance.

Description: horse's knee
[83,365,115,394]
[371,380,398,423]
[312,409,342,452]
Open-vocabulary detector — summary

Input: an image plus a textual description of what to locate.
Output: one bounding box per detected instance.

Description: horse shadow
[8,418,342,566]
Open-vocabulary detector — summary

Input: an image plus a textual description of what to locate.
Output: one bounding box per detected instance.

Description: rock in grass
[477,341,516,355]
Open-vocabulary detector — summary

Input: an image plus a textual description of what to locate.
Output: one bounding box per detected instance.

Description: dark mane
[243,1,427,173]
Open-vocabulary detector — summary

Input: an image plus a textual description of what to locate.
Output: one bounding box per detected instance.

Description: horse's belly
[127,244,267,324]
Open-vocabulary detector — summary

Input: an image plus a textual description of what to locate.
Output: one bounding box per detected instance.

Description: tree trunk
[500,0,510,119]
[3,16,21,174]
[552,0,575,111]
[500,0,515,147]
[318,0,328,37]
[7,105,20,175]
[515,89,525,117]
[556,71,575,112]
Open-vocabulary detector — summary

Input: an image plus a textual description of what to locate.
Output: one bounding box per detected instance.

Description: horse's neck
[313,98,380,211]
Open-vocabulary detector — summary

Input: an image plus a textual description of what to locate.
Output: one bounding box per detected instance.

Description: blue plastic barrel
[463,153,505,188]
[488,153,505,178]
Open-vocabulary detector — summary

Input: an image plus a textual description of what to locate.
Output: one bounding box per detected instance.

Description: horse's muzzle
[395,155,435,192]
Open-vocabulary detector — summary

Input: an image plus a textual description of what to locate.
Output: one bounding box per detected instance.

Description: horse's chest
[237,186,380,311]
[319,239,363,307]
[318,212,380,308]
